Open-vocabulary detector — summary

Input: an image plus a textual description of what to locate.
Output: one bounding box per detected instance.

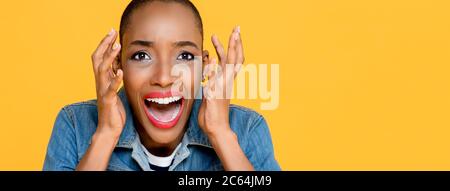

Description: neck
[136,124,184,157]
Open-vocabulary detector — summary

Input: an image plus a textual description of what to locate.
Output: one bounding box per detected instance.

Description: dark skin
[77,2,253,171]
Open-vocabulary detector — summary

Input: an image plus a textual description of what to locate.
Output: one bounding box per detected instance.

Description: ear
[202,50,209,68]
[113,53,122,74]
[117,53,123,69]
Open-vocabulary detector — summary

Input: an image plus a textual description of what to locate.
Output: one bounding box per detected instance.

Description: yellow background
[0,0,450,170]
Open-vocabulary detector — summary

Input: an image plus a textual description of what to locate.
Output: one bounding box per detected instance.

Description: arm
[76,129,120,171]
[208,127,254,171]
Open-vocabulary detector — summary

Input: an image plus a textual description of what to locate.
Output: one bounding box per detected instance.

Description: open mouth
[143,92,184,129]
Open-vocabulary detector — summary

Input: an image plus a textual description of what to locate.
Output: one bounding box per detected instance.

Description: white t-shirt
[141,143,182,170]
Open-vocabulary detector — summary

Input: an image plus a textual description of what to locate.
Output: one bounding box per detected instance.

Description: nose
[150,57,176,88]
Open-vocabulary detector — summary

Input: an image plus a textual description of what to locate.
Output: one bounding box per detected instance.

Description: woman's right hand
[91,29,125,139]
[77,29,125,171]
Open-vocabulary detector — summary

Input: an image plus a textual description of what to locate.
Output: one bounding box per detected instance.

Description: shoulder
[228,104,268,136]
[61,100,98,114]
[58,100,98,122]
[44,100,99,170]
[228,105,280,170]
[53,100,99,145]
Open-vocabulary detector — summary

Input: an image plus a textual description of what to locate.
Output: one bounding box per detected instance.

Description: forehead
[122,2,202,46]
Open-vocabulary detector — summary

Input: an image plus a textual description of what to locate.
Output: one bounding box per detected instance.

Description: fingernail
[108,28,115,36]
[212,34,218,43]
[236,26,241,34]
[234,31,239,41]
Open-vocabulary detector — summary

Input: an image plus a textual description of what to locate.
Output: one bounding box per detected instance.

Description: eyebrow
[129,40,199,50]
[130,40,154,47]
[173,41,199,50]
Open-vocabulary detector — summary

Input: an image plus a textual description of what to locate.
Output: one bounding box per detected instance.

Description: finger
[236,26,245,68]
[210,57,218,77]
[102,30,119,60]
[205,58,218,80]
[98,43,121,91]
[211,34,226,66]
[208,58,220,99]
[201,58,217,88]
[99,42,121,75]
[106,69,123,98]
[224,64,236,97]
[227,27,239,66]
[204,74,216,100]
[92,29,117,68]
[234,64,243,78]
[202,73,215,100]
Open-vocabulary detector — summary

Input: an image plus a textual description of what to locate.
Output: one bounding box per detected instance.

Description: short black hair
[119,0,203,44]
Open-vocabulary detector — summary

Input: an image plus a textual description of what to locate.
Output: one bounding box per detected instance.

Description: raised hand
[77,29,125,171]
[198,26,254,171]
[198,26,244,137]
[91,29,126,137]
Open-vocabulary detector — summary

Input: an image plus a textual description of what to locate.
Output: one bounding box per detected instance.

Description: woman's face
[120,2,203,148]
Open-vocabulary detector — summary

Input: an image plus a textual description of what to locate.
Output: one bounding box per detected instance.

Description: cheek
[123,67,150,92]
[191,62,203,98]
[175,63,201,99]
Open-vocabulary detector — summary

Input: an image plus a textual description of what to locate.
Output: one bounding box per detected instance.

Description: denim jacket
[43,88,281,171]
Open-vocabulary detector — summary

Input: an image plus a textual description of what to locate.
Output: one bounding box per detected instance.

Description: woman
[43,0,280,171]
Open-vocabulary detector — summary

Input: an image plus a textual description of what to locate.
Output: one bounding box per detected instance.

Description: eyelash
[129,51,195,63]
[177,52,195,61]
[130,51,151,62]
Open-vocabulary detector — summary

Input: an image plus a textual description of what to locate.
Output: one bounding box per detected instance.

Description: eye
[177,52,194,61]
[131,51,151,62]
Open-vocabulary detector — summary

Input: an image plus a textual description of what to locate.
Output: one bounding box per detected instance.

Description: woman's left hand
[198,26,244,138]
[197,26,253,171]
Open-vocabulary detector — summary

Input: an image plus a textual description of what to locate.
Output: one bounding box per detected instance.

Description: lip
[142,91,184,129]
